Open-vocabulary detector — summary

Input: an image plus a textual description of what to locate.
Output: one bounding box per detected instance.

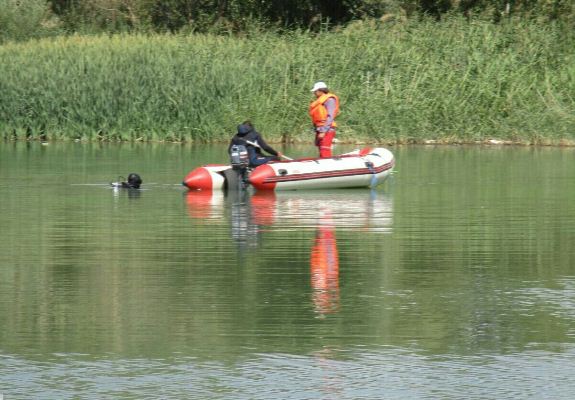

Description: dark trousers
[250,156,278,167]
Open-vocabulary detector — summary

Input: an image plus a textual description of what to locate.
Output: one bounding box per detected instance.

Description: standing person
[309,81,340,158]
[228,121,283,167]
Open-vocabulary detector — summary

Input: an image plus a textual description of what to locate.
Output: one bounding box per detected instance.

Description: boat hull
[182,147,394,191]
[182,164,228,191]
[248,147,394,191]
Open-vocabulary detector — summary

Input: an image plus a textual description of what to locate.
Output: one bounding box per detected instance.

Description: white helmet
[311,81,328,92]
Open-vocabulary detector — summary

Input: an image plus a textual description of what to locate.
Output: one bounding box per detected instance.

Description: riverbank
[7,136,575,147]
[1,16,573,144]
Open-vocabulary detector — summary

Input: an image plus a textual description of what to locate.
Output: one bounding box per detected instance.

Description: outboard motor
[230,144,249,170]
[226,145,249,192]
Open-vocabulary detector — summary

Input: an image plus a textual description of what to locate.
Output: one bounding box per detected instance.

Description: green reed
[1,16,573,144]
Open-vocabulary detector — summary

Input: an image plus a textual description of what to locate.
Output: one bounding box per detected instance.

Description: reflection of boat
[249,190,393,233]
[185,190,224,220]
[186,190,393,233]
[182,147,394,191]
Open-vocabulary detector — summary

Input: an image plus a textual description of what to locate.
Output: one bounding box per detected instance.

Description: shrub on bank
[0,0,59,43]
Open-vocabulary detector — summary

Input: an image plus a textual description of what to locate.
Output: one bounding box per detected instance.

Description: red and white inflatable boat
[182,147,394,191]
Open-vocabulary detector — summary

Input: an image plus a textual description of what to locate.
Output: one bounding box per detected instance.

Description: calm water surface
[1,142,575,399]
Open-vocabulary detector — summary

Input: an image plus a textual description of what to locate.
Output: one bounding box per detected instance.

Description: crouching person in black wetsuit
[228,121,283,167]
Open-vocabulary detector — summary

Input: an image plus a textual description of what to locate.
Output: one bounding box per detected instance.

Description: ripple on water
[2,346,575,399]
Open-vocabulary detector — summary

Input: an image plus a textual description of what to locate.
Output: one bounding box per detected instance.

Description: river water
[1,142,575,399]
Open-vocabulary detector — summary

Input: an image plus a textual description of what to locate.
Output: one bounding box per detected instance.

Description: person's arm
[255,134,279,157]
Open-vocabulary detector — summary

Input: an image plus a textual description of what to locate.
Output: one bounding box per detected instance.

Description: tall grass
[1,16,573,144]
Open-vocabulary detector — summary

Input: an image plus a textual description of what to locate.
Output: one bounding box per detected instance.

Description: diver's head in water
[112,173,142,189]
[126,173,142,189]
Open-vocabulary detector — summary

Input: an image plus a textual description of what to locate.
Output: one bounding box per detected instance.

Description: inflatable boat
[182,147,394,191]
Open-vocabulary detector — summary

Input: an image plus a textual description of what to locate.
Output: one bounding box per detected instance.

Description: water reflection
[185,189,394,233]
[228,190,260,250]
[185,189,394,315]
[185,190,223,220]
[112,186,142,199]
[310,212,339,314]
[257,190,393,233]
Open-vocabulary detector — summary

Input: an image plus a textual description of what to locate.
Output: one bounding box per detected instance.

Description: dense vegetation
[1,1,573,144]
[1,0,574,42]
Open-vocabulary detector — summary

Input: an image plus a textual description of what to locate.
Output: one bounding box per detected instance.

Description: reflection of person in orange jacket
[309,81,340,158]
[310,213,339,314]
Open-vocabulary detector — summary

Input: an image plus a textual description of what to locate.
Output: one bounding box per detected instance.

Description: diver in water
[111,173,142,189]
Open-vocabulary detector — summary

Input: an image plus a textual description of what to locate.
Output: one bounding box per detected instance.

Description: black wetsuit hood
[236,123,253,137]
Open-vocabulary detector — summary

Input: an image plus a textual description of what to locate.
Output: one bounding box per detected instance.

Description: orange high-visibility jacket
[309,93,340,128]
